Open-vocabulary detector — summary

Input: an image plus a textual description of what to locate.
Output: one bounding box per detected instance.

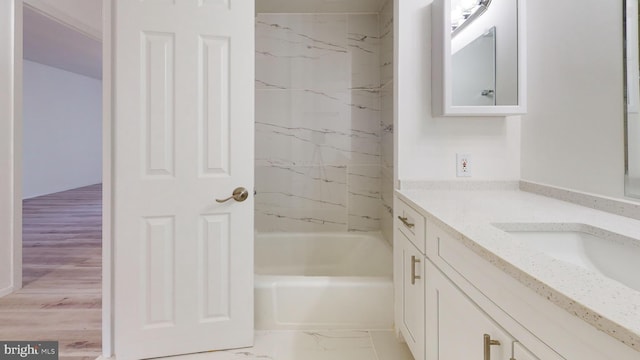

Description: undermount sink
[493,223,640,292]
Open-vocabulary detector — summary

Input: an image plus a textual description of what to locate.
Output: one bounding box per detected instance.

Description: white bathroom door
[112,0,254,359]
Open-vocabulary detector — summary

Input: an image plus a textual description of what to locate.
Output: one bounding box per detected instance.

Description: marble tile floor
[165,330,414,360]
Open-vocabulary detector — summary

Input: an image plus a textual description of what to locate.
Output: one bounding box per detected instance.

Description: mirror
[432,0,526,116]
[625,0,640,198]
[452,27,496,106]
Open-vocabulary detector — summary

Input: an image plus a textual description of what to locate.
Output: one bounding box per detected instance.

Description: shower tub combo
[254,232,393,330]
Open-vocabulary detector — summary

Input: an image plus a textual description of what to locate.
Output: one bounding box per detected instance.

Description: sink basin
[494,224,640,292]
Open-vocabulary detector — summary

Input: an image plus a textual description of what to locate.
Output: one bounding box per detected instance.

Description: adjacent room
[0,1,103,358]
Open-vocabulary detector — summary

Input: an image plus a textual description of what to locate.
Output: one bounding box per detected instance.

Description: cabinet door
[513,342,540,360]
[426,260,514,360]
[399,232,425,360]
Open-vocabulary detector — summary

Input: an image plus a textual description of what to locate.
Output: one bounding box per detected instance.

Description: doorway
[0,1,107,358]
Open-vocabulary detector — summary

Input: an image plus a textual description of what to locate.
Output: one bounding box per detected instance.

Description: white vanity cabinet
[426,259,538,360]
[394,198,426,360]
[396,198,426,253]
[394,197,564,360]
[394,193,640,360]
[396,232,425,360]
[423,214,563,360]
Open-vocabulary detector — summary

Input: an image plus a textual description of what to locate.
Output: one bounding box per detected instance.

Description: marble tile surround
[255,12,393,233]
[379,79,393,240]
[256,14,380,91]
[379,0,394,88]
[167,330,413,360]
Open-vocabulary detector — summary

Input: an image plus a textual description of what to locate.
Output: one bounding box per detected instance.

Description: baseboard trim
[0,285,14,298]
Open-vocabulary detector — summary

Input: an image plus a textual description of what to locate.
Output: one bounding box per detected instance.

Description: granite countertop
[396,187,640,352]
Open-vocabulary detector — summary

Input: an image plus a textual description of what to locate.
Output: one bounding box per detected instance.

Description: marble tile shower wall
[255,13,384,232]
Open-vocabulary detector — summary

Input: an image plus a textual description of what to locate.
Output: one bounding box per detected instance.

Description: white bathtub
[255,232,393,330]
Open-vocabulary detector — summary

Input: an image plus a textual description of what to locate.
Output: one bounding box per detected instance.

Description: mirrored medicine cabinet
[432,0,527,116]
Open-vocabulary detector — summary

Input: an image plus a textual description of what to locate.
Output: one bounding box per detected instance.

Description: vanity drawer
[395,198,426,254]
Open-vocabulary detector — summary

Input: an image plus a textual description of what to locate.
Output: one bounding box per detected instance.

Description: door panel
[142,32,175,177]
[113,0,254,358]
[427,261,514,360]
[142,216,175,327]
[400,233,425,360]
[199,213,230,321]
[199,36,230,176]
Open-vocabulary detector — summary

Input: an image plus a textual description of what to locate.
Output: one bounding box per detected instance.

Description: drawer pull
[483,334,501,360]
[398,216,415,229]
[411,256,421,284]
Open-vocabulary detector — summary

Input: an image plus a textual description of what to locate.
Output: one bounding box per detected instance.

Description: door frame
[1,0,23,299]
[101,0,113,356]
[7,0,114,356]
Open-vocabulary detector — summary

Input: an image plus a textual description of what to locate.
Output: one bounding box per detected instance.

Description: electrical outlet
[456,153,471,177]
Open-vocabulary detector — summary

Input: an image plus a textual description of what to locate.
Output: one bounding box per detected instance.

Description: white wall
[520,0,625,198]
[395,0,521,184]
[22,60,102,198]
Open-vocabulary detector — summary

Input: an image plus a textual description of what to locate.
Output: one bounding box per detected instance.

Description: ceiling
[256,0,387,13]
[23,4,102,80]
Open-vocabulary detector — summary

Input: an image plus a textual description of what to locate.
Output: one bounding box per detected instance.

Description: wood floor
[0,184,102,360]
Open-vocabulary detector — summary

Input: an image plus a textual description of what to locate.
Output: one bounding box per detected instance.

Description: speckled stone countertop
[396,187,640,352]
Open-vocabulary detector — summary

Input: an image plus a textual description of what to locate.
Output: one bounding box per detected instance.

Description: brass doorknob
[216,187,249,203]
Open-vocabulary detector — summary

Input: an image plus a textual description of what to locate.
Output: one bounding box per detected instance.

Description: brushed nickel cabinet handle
[216,187,249,203]
[411,256,421,285]
[483,334,501,360]
[398,216,415,228]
